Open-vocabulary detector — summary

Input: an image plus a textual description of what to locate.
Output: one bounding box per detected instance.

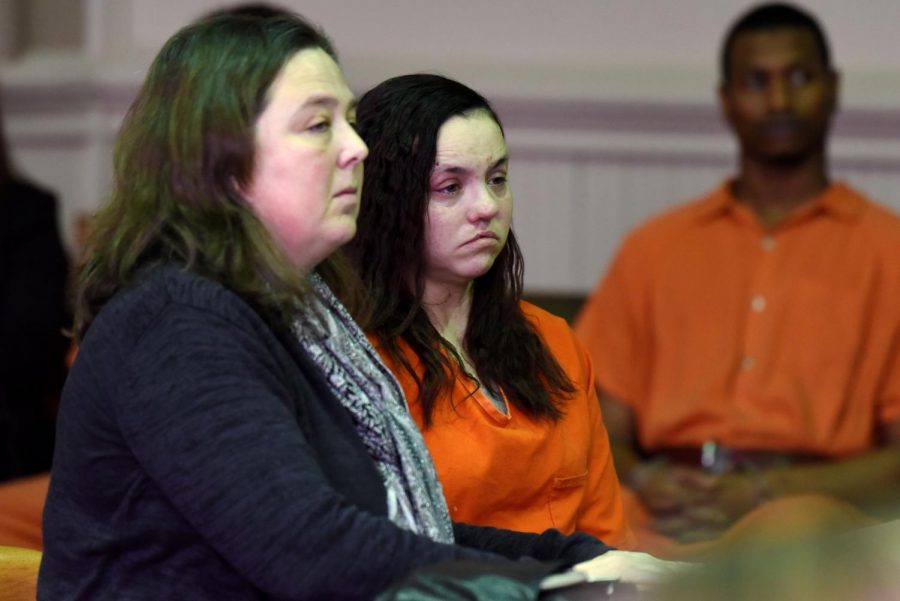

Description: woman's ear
[230,174,251,206]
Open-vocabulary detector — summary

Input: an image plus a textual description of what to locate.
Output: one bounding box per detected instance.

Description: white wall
[3,0,900,292]
[101,0,900,107]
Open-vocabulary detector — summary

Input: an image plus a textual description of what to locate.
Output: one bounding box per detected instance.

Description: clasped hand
[633,463,765,542]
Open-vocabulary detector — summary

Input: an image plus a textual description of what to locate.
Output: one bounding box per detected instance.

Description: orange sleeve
[528,307,636,549]
[877,288,900,426]
[569,331,636,549]
[0,473,49,550]
[574,233,653,408]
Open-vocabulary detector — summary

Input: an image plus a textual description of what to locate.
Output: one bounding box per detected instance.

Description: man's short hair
[720,2,832,83]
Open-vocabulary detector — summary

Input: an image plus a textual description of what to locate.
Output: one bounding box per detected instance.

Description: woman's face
[423,111,511,292]
[242,47,368,272]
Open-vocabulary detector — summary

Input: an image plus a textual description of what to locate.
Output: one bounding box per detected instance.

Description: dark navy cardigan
[39,266,608,600]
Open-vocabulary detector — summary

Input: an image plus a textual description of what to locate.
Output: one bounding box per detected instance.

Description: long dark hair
[346,74,573,426]
[74,8,354,338]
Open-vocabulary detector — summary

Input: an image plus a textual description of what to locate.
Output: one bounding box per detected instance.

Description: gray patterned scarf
[292,274,454,544]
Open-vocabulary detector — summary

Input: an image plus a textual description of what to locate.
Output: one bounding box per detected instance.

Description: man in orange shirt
[575,2,900,550]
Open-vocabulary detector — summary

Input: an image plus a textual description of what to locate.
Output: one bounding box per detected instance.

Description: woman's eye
[435,182,461,196]
[308,120,331,133]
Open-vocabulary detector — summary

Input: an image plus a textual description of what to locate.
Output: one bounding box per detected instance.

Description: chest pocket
[548,470,589,533]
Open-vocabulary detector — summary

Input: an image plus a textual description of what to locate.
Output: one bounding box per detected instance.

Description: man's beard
[750,116,828,167]
[758,150,814,168]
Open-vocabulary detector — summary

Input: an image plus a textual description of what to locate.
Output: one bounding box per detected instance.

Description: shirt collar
[694,179,865,224]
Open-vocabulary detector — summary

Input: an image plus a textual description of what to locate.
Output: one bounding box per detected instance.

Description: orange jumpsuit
[0,473,49,550]
[576,181,900,455]
[575,181,900,555]
[375,301,635,549]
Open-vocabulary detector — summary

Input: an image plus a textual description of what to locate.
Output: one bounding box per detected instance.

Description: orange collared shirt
[575,181,900,457]
[374,302,635,549]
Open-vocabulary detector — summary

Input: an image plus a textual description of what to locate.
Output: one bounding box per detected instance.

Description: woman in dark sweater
[37,7,612,600]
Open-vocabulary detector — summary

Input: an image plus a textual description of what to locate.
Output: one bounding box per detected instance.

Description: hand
[630,462,718,541]
[656,471,768,543]
[573,550,692,588]
[696,471,766,527]
[630,461,716,515]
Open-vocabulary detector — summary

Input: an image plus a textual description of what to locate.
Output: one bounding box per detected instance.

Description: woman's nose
[339,123,368,167]
[468,185,500,221]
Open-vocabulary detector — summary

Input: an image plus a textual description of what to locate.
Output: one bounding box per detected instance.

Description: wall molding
[3,77,899,292]
[2,75,900,126]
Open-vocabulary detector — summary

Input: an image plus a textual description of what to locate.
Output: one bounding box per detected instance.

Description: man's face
[720,27,838,166]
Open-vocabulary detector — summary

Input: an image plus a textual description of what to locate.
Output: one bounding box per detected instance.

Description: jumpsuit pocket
[548,470,588,532]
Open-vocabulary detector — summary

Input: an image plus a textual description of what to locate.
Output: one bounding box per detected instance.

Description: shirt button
[761,236,775,251]
[741,356,755,370]
[751,295,766,312]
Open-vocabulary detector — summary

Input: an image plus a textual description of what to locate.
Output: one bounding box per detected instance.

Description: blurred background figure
[575,2,900,555]
[653,517,900,601]
[0,90,69,483]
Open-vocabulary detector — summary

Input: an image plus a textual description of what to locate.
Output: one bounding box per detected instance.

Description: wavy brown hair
[74,8,360,338]
[346,74,574,426]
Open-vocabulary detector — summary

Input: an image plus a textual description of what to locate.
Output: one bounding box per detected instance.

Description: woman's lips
[463,231,499,246]
[333,186,358,197]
